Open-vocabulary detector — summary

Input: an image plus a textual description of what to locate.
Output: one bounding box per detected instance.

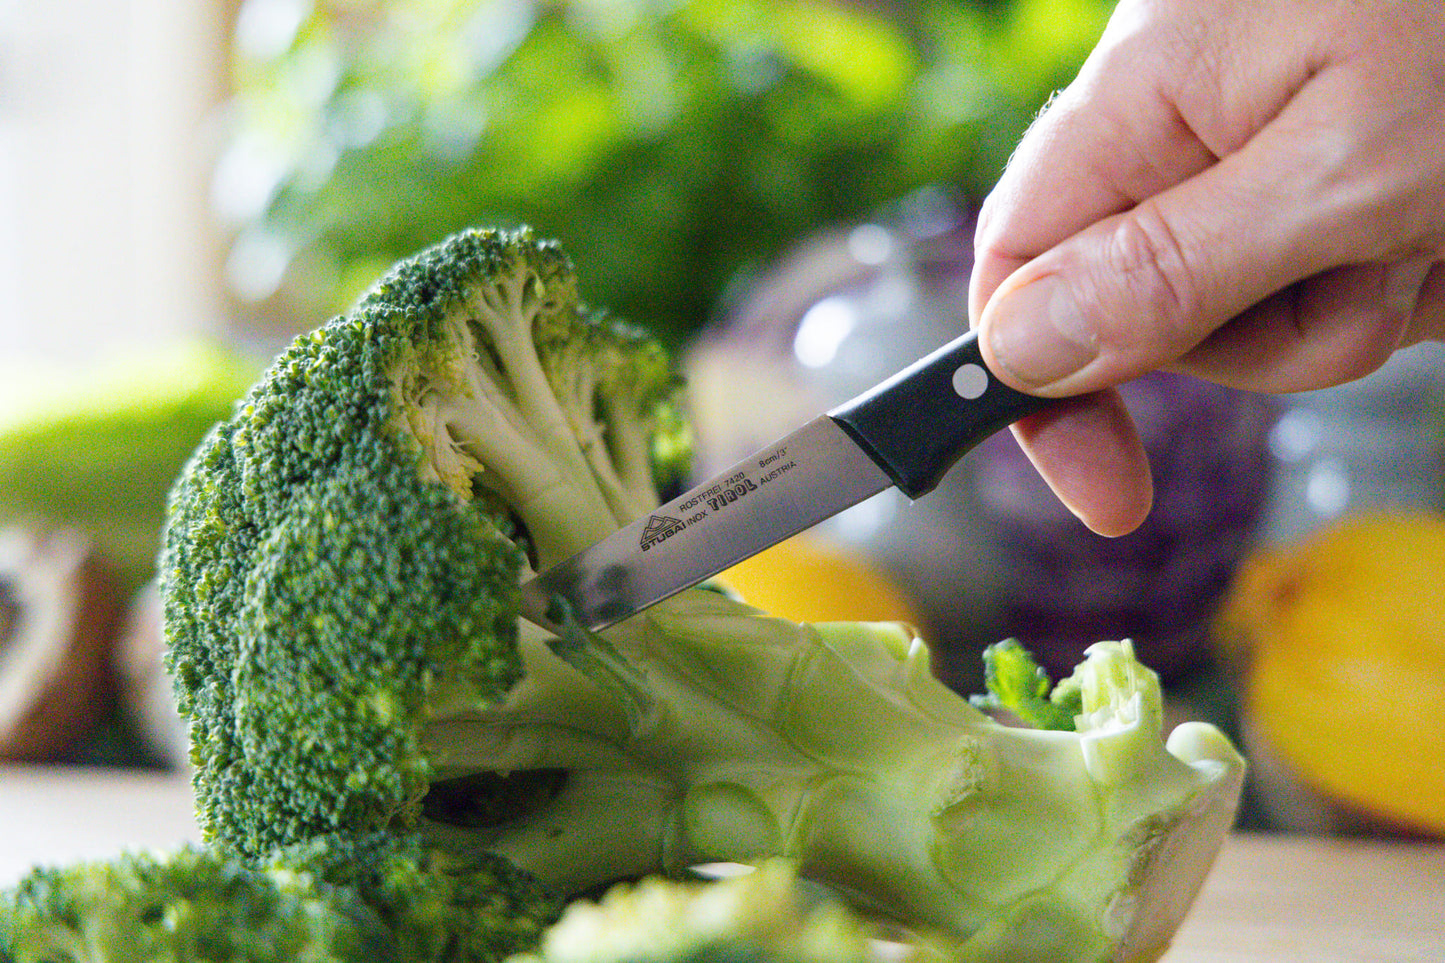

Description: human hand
[968,0,1445,536]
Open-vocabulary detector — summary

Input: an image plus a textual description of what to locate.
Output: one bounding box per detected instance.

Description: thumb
[977,69,1391,397]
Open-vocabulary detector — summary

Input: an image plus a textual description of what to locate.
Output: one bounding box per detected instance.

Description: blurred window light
[793,295,857,370]
[0,0,228,371]
[847,224,893,267]
[225,229,292,305]
[211,131,290,226]
[1305,457,1351,518]
[1268,407,1323,464]
[234,0,307,61]
[0,123,17,327]
[327,89,389,151]
[865,270,915,317]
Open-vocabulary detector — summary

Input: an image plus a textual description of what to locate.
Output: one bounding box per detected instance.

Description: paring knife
[517,329,1056,633]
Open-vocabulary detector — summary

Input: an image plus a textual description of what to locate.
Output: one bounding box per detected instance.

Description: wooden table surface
[1166,831,1444,961]
[2,764,1441,959]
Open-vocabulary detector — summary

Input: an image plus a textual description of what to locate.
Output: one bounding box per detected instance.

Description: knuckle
[1094,204,1204,349]
[972,190,1009,255]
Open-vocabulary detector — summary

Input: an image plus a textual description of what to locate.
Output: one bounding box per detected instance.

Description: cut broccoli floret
[1,842,380,963]
[0,834,560,963]
[279,833,562,963]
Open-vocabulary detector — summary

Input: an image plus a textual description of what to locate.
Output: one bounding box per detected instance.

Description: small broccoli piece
[515,862,892,963]
[159,227,683,857]
[0,834,560,963]
[0,843,382,963]
[287,833,561,963]
[969,638,1083,731]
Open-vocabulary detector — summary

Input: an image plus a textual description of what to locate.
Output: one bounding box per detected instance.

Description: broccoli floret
[159,226,1244,962]
[159,227,684,857]
[515,862,890,963]
[0,834,560,963]
[280,833,561,963]
[0,843,379,963]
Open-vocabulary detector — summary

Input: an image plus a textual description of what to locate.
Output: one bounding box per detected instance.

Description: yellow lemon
[714,534,924,628]
[1220,510,1445,836]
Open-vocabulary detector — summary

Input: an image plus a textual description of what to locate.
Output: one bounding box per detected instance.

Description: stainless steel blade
[517,415,893,633]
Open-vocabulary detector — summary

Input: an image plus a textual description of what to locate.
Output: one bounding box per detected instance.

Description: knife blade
[516,329,1056,633]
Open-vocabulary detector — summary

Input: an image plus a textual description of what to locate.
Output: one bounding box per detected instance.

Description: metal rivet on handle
[952,363,988,400]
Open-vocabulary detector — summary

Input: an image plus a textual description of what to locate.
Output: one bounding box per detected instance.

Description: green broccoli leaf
[970,637,1083,731]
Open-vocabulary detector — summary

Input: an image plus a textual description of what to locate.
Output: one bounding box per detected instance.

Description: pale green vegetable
[427,596,1244,961]
[518,861,885,963]
[0,342,259,594]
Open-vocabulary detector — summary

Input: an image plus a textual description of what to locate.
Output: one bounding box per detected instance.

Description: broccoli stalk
[423,597,1243,957]
[159,226,1242,962]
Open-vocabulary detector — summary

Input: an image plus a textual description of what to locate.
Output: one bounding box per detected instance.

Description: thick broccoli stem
[421,591,1244,952]
[441,374,616,569]
[409,289,632,567]
[592,396,661,523]
[518,327,665,541]
[471,270,596,494]
[550,361,623,518]
[428,770,681,895]
[393,247,677,569]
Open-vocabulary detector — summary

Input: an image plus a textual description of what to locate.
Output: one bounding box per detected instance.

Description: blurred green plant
[220,0,1110,345]
[0,343,261,596]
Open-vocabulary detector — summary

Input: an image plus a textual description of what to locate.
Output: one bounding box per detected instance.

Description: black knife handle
[828,329,1058,499]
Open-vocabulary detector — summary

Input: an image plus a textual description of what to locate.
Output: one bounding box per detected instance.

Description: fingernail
[985,277,1098,390]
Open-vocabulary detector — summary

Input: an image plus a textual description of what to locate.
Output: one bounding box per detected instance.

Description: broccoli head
[159,227,685,856]
[159,225,1243,961]
[0,833,559,963]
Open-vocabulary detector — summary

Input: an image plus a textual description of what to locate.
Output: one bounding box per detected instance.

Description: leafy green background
[221,0,1111,345]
